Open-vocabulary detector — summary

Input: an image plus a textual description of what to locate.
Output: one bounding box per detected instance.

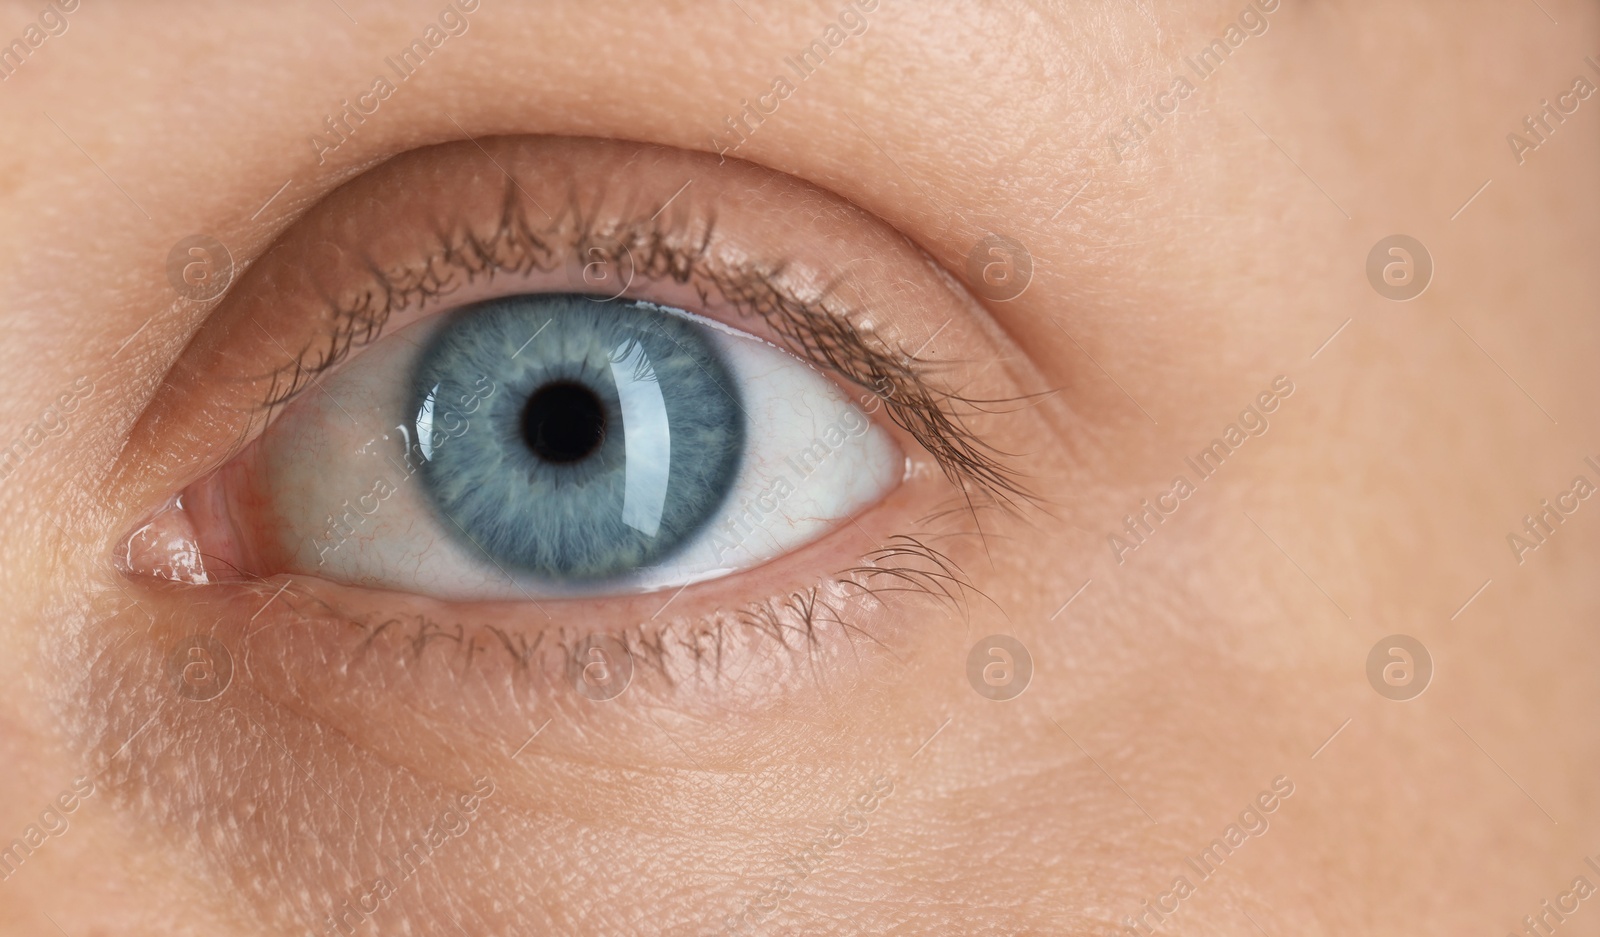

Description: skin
[0,0,1596,934]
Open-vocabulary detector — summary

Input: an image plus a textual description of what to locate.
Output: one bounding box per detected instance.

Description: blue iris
[408,294,745,583]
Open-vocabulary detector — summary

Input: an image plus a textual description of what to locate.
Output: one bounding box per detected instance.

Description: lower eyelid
[74,538,971,937]
[256,519,962,702]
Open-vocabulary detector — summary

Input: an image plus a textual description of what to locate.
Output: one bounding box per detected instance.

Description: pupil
[521,381,606,464]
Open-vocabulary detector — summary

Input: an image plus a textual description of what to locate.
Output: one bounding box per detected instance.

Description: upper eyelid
[264,179,857,412]
[101,137,1027,528]
[247,166,1029,510]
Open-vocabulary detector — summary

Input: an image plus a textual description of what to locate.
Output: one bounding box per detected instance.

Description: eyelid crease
[258,170,1032,512]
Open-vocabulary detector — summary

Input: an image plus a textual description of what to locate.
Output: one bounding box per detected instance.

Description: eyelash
[270,528,983,689]
[177,157,1038,692]
[251,176,1029,513]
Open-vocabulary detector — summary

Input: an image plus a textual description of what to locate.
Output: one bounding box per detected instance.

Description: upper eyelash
[254,172,1029,510]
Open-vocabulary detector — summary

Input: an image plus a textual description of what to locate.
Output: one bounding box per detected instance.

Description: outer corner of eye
[124,293,902,600]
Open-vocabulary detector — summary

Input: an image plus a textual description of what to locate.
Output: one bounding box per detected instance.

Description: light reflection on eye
[606,336,672,539]
[414,384,439,462]
[192,293,902,600]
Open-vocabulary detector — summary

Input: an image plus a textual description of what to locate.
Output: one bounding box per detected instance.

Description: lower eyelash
[264,529,975,694]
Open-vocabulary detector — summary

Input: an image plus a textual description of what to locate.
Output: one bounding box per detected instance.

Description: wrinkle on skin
[0,1,1595,935]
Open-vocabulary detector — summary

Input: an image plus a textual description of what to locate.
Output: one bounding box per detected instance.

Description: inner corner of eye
[134,292,902,599]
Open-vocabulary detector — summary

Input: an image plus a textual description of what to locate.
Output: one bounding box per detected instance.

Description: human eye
[112,136,1033,699]
[155,289,900,599]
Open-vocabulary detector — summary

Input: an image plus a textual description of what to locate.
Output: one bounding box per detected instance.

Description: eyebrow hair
[256,174,1028,509]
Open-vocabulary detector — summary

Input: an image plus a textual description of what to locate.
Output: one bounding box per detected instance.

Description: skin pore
[0,1,1596,935]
